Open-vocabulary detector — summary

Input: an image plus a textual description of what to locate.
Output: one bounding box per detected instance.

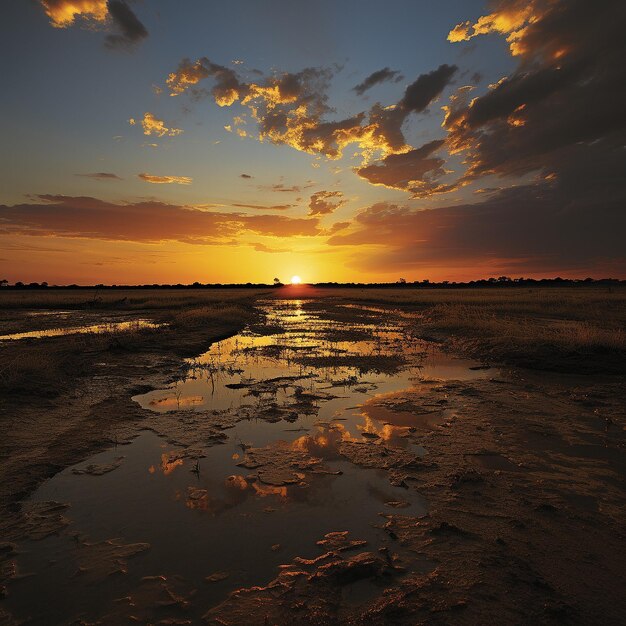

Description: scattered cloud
[164,59,457,163]
[130,113,182,137]
[240,173,253,179]
[353,68,403,96]
[258,183,310,193]
[76,172,122,181]
[250,242,291,253]
[39,0,108,27]
[308,191,345,216]
[231,203,293,211]
[39,0,148,49]
[138,173,192,185]
[104,0,149,49]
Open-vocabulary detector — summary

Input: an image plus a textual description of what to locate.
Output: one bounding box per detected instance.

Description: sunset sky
[1,0,625,284]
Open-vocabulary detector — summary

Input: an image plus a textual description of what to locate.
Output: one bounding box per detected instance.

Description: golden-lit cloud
[444,0,626,188]
[138,173,192,185]
[164,60,458,164]
[308,191,345,216]
[130,113,182,138]
[39,0,148,48]
[447,1,538,55]
[39,0,108,27]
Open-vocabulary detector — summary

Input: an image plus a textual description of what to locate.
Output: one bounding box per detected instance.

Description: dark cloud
[308,191,345,216]
[399,64,457,113]
[259,184,303,193]
[353,67,403,96]
[104,0,148,49]
[328,183,626,275]
[240,173,253,179]
[356,139,454,198]
[445,0,626,183]
[0,196,320,243]
[76,172,122,180]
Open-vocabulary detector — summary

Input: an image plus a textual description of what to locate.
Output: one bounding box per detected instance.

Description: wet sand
[1,298,625,624]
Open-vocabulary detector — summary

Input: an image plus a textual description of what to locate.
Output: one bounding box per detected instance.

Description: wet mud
[1,299,625,624]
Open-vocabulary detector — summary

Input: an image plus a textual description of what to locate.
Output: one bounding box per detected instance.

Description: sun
[290,275,302,285]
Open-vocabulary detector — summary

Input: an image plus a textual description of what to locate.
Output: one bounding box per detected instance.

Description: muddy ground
[0,293,625,625]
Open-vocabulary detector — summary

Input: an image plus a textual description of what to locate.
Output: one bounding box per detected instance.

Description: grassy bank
[286,286,626,373]
[0,289,270,398]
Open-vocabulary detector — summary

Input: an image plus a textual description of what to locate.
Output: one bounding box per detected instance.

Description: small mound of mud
[237,441,341,486]
[203,531,403,624]
[69,533,150,580]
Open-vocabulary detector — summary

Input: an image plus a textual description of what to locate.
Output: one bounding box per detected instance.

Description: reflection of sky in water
[8,300,494,624]
[0,319,159,341]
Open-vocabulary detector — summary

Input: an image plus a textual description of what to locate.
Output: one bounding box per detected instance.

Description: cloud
[308,191,345,216]
[240,173,253,179]
[166,58,248,105]
[104,0,148,49]
[399,64,458,113]
[353,68,403,96]
[447,1,537,55]
[0,195,321,243]
[138,173,192,185]
[328,184,626,276]
[250,242,291,253]
[164,59,457,163]
[76,172,122,180]
[39,0,108,27]
[444,0,626,185]
[258,183,307,193]
[356,139,455,197]
[130,113,182,137]
[39,0,148,48]
[327,221,350,234]
[231,203,293,211]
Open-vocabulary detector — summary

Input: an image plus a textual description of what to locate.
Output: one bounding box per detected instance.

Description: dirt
[1,298,625,624]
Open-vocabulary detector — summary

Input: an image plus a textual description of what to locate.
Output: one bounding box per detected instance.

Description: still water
[5,300,494,623]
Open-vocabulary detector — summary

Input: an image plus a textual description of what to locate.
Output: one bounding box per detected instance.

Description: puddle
[0,319,160,341]
[5,299,496,623]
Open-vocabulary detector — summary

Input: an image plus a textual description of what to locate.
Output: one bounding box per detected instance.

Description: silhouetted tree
[0,279,8,287]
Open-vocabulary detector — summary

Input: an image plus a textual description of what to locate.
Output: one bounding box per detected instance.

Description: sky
[1,0,624,285]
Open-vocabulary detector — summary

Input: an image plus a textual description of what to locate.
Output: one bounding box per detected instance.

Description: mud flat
[1,293,625,624]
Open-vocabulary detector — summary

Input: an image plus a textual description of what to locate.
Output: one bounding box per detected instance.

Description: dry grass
[0,289,265,397]
[0,288,271,311]
[282,286,626,372]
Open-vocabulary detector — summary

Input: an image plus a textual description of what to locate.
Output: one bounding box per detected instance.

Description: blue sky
[1,0,623,284]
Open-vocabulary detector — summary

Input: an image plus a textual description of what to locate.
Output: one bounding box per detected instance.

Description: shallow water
[6,299,496,623]
[0,319,159,341]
